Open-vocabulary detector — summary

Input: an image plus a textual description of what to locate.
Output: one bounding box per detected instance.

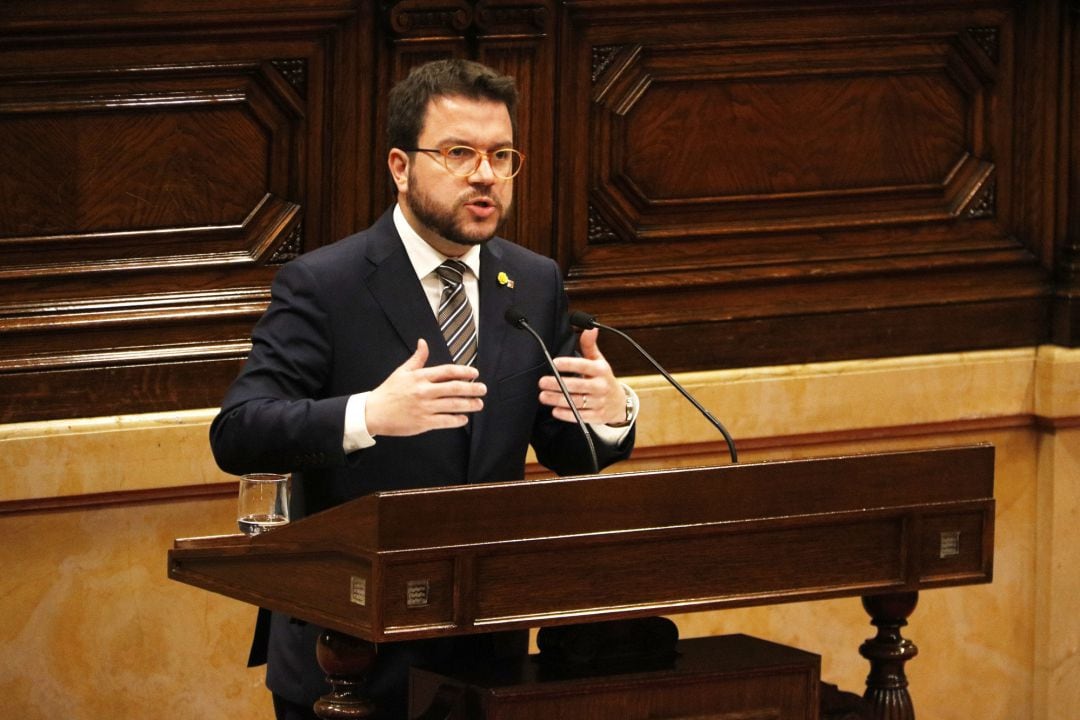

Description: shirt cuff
[591,383,639,445]
[343,392,377,453]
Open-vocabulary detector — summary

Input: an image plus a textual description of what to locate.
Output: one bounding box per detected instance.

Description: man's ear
[388,149,409,194]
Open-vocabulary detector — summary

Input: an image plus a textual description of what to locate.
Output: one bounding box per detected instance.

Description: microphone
[570,310,738,464]
[506,306,599,474]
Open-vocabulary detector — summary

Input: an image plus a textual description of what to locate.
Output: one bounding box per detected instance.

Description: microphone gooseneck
[570,311,739,464]
[506,307,600,474]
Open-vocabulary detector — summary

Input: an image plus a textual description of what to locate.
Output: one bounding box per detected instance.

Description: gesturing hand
[538,328,628,425]
[365,339,487,437]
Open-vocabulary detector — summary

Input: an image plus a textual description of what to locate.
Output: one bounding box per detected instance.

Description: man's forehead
[420,94,513,140]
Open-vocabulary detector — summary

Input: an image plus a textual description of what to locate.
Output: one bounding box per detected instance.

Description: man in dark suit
[209,59,637,719]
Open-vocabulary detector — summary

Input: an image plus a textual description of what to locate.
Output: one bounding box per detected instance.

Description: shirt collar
[393,204,481,281]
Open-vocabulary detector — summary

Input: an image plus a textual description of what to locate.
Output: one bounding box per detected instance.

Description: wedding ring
[581,394,589,409]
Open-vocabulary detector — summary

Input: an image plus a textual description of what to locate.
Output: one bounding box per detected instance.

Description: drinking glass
[237,473,290,535]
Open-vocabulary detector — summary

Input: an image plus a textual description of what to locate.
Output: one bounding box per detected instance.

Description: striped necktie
[435,259,478,366]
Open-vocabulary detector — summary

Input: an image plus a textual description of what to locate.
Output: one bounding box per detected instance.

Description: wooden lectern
[169,444,995,719]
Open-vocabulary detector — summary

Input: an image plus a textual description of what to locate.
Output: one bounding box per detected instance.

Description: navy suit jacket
[209,208,634,709]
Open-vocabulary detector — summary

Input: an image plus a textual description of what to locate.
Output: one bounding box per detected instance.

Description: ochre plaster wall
[2,346,1077,719]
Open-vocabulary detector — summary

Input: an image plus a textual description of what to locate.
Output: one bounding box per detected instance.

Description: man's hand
[538,328,628,425]
[366,339,486,436]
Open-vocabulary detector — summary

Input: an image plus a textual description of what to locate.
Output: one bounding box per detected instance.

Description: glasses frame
[402,145,525,180]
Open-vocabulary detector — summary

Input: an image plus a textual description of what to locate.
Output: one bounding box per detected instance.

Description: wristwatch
[608,388,635,428]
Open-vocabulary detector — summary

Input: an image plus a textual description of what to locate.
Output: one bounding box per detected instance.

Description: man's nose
[469,153,498,183]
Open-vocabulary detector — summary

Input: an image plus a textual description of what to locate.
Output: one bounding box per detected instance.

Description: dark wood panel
[590,32,996,232]
[0,1,373,423]
[0,0,1073,423]
[547,0,1067,380]
[474,518,905,620]
[560,5,1026,307]
[0,73,275,237]
[0,357,246,423]
[1052,3,1080,344]
[584,297,1048,375]
[410,635,819,720]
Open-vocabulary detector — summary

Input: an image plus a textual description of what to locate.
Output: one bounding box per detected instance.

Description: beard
[404,173,512,248]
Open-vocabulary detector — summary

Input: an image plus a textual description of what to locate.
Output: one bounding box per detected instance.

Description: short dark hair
[387,59,519,151]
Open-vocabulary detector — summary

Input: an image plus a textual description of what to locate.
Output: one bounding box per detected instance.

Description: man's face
[391,95,515,257]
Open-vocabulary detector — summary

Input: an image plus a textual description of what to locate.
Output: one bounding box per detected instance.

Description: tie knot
[436,259,468,287]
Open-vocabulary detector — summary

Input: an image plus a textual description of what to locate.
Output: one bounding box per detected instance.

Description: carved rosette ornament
[269,220,304,265]
[588,205,619,243]
[270,58,308,97]
[591,45,623,83]
[966,178,997,219]
[967,27,1000,64]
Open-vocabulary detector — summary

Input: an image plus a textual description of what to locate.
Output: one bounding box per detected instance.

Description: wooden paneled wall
[0,0,1076,423]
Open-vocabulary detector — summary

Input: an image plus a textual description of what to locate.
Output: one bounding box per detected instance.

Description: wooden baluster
[859,592,919,720]
[313,630,378,719]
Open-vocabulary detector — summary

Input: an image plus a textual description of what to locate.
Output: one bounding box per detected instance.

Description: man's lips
[464,197,498,219]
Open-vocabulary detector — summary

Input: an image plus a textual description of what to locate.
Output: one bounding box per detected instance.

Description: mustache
[460,192,503,211]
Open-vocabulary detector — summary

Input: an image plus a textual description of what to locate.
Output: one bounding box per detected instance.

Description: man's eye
[493,149,513,161]
[445,147,474,159]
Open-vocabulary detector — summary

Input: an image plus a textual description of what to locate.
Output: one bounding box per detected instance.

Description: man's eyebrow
[433,136,515,148]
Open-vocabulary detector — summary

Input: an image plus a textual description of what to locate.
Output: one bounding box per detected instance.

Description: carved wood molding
[549,2,1055,378]
[587,30,1000,247]
[0,60,305,267]
[0,11,349,421]
[386,0,473,35]
[385,0,548,38]
[474,0,547,33]
[0,0,1070,423]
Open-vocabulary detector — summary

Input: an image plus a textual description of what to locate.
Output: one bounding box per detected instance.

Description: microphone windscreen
[569,310,596,329]
[505,306,528,328]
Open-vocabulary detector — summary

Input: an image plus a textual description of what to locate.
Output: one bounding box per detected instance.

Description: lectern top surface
[247,444,993,552]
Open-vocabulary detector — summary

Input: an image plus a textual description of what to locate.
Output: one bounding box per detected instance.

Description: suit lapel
[468,241,517,481]
[362,213,453,366]
[476,241,514,389]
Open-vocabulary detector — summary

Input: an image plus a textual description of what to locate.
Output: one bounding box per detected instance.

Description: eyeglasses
[403,145,525,180]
